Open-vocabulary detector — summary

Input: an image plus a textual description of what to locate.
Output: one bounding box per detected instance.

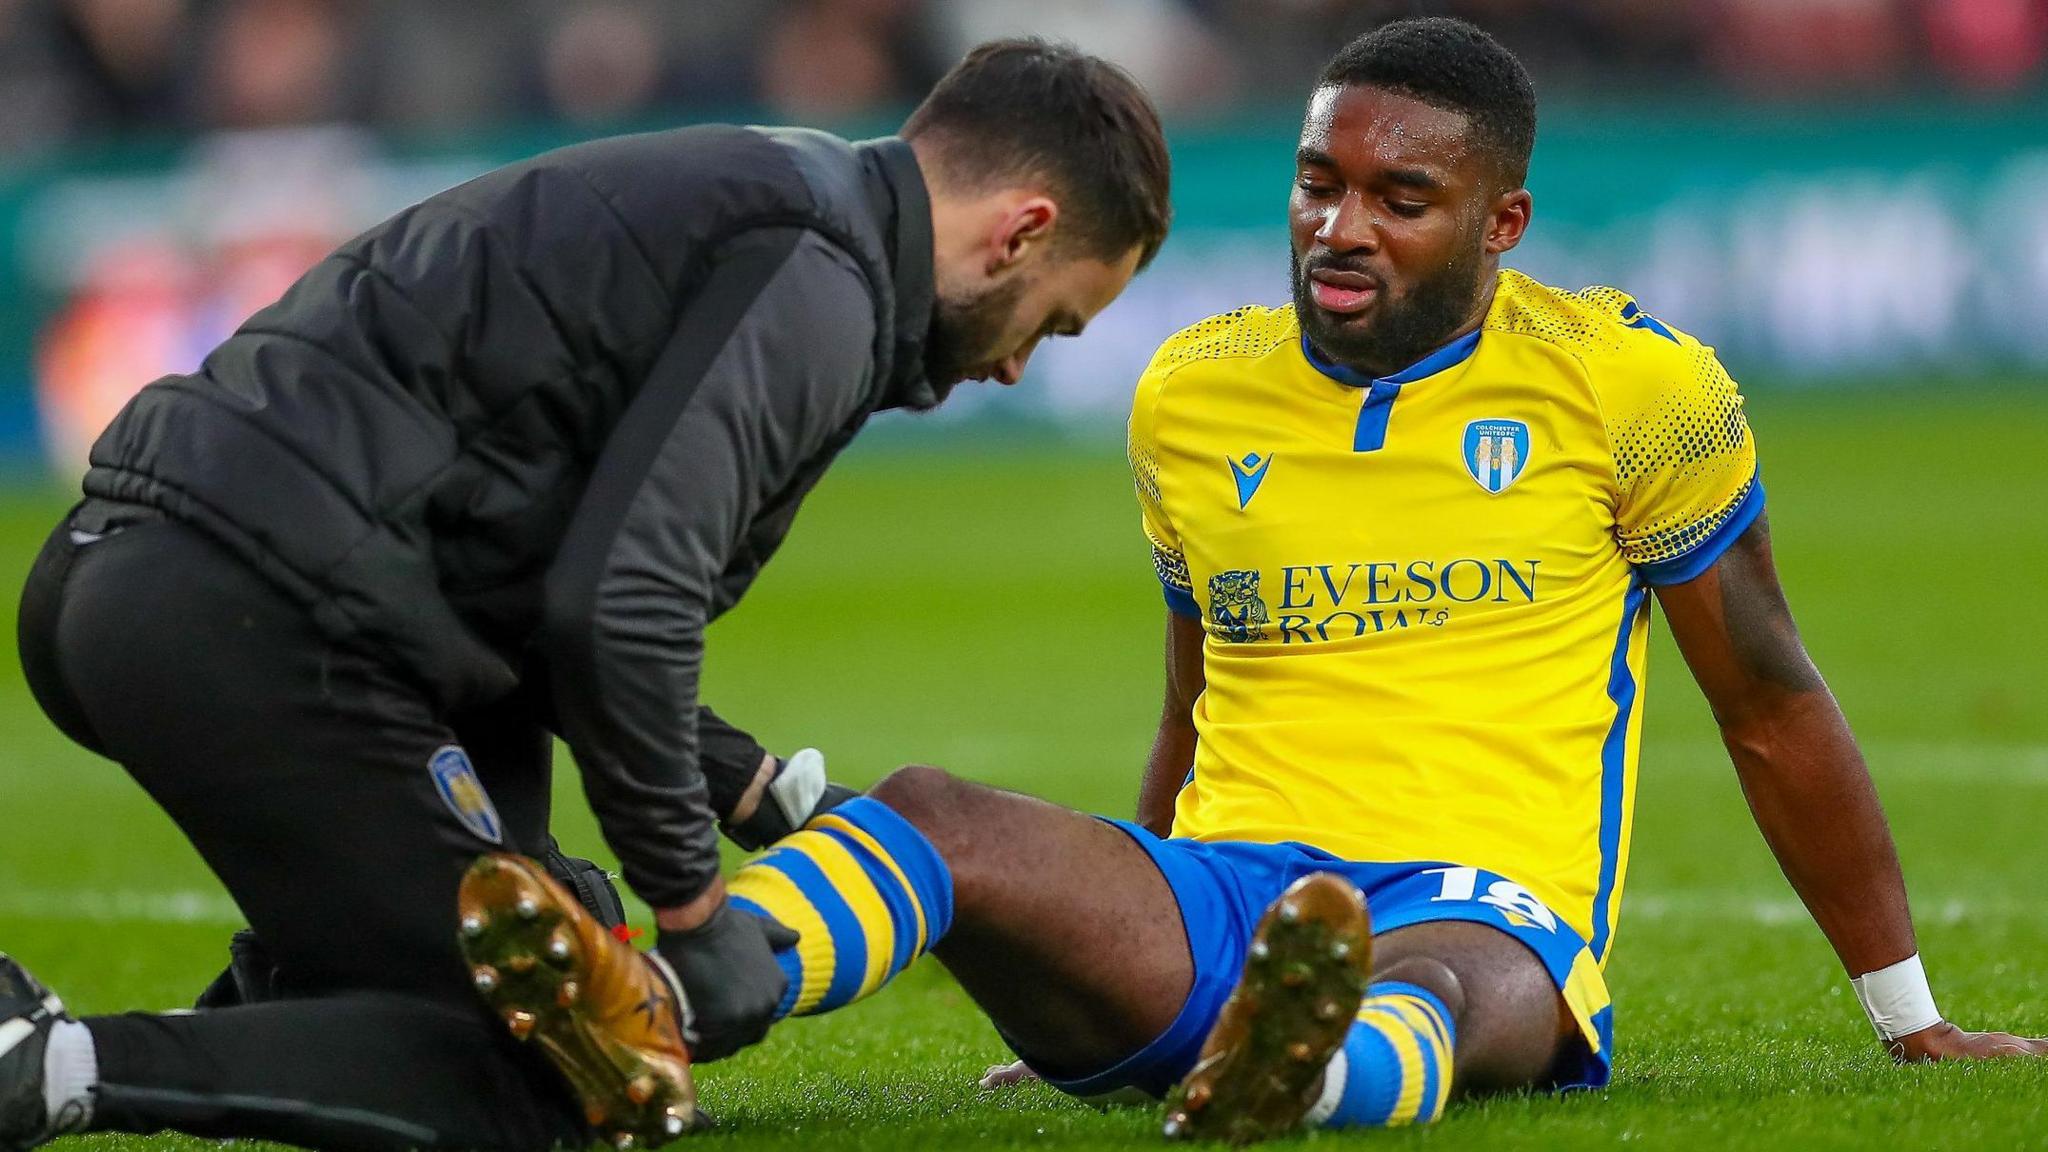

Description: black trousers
[18,511,589,1151]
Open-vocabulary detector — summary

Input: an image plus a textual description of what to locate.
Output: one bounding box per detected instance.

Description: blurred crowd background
[0,0,2044,477]
[3,0,2045,153]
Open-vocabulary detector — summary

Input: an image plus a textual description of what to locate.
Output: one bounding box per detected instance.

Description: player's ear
[989,196,1059,274]
[1484,188,1532,255]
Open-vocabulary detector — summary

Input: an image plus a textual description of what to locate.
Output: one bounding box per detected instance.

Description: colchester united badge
[430,744,504,845]
[1463,419,1531,494]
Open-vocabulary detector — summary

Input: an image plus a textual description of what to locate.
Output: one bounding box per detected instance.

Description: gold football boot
[457,853,702,1149]
[1162,872,1373,1144]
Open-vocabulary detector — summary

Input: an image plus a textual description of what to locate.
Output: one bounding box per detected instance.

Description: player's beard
[924,274,1028,389]
[1290,240,1487,379]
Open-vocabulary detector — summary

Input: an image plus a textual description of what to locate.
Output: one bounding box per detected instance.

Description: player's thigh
[51,519,499,1005]
[1373,920,1580,1095]
[868,765,1195,1074]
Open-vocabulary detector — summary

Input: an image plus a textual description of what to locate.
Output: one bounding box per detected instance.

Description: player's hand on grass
[1890,1021,2048,1062]
[979,1059,1040,1090]
[655,891,799,1063]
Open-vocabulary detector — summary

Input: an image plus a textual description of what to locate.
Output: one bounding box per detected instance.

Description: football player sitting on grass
[450,17,2044,1146]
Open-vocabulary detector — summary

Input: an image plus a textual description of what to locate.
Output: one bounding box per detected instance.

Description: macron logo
[1228,452,1274,509]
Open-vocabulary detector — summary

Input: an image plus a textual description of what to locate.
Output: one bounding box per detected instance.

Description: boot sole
[1163,873,1372,1144]
[457,855,700,1149]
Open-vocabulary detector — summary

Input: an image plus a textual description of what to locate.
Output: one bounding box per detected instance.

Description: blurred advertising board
[2,104,2045,475]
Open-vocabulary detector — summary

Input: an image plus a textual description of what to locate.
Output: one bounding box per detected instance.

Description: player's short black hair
[1318,17,1537,187]
[904,38,1172,271]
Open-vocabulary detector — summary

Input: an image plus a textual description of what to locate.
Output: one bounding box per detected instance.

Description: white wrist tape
[768,748,829,829]
[1850,953,1941,1041]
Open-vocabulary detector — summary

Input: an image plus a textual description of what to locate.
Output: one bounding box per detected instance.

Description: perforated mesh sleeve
[1489,272,1763,583]
[1601,327,1760,581]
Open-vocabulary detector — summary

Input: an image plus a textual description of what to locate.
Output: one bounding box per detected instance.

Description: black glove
[655,902,798,1062]
[722,748,861,851]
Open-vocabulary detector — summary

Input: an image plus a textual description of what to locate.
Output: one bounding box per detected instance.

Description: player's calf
[724,792,954,1018]
[732,766,1199,1080]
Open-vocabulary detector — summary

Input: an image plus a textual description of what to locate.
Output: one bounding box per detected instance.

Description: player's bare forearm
[1731,697,2047,1061]
[1717,678,1914,974]
[1137,611,1206,836]
[1657,515,1913,975]
[1666,513,2048,1063]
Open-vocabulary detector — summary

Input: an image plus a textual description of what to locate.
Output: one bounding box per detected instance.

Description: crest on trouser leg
[430,744,504,845]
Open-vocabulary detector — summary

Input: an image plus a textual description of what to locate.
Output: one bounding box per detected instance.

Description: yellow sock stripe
[726,861,837,1014]
[807,812,929,955]
[1377,997,1454,1120]
[1389,994,1453,1059]
[1377,998,1452,1081]
[782,828,896,1000]
[1356,1012,1426,1125]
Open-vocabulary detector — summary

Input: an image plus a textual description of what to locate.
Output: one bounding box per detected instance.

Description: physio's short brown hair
[905,38,1172,270]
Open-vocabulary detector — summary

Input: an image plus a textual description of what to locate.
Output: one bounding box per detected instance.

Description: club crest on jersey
[429,745,503,845]
[1208,569,1270,643]
[1463,419,1531,494]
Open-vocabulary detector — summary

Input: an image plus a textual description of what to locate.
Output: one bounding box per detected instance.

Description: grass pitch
[3,388,2046,1150]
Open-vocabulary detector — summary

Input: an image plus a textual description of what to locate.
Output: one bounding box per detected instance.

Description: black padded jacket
[78,126,939,908]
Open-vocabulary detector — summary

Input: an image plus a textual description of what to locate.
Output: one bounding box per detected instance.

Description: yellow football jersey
[1129,269,1761,964]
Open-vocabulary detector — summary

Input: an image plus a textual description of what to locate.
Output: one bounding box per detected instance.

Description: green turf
[4,388,2047,1150]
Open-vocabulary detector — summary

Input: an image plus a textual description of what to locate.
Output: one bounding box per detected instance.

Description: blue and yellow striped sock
[726,796,955,1018]
[1308,981,1457,1128]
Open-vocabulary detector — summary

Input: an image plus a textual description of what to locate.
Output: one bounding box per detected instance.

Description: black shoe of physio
[0,955,84,1152]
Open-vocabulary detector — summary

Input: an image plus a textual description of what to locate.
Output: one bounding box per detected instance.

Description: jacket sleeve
[541,228,878,909]
[698,705,772,821]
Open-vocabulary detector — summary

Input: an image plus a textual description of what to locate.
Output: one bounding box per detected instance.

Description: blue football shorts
[1019,822,1615,1101]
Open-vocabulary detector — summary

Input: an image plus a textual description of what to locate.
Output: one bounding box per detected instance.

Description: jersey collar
[1299,326,1483,390]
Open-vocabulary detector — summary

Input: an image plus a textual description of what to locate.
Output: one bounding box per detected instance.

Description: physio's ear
[989,196,1059,272]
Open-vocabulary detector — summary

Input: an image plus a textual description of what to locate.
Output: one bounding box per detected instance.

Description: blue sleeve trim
[1633,477,1766,587]
[1162,582,1201,620]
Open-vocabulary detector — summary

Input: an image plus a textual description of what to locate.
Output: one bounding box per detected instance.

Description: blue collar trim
[1299,327,1483,389]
